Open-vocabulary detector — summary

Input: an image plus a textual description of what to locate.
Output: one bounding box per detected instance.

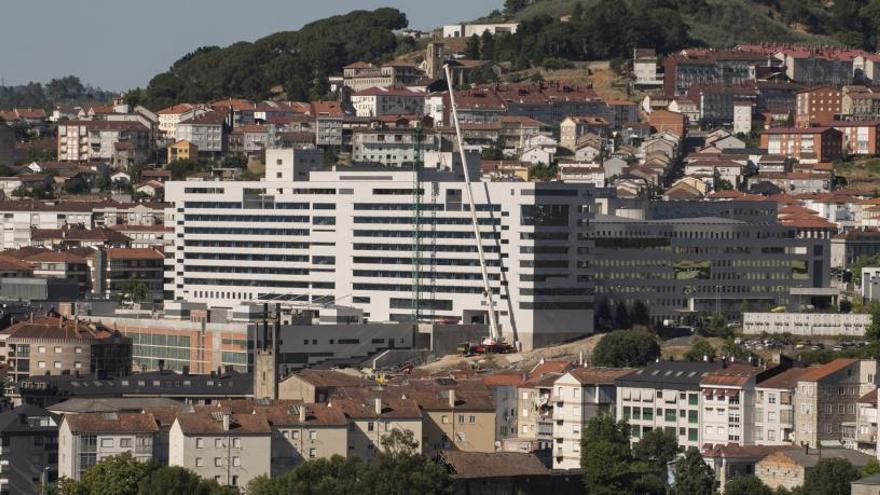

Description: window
[38,346,46,353]
[441,415,449,424]
[309,448,317,459]
[689,394,698,406]
[54,346,62,353]
[309,431,317,440]
[214,457,223,467]
[196,438,204,448]
[120,438,131,448]
[292,431,300,440]
[101,438,114,448]
[232,457,241,467]
[232,438,241,448]
[53,362,62,369]
[368,422,375,432]
[215,439,224,448]
[75,347,83,354]
[469,416,476,424]
[195,457,204,467]
[688,411,698,424]
[458,415,465,424]
[38,361,46,368]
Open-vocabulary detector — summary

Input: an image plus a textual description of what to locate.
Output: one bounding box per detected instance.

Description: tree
[591,328,661,367]
[862,458,880,478]
[724,475,772,495]
[581,415,634,495]
[715,178,734,191]
[672,448,716,495]
[852,254,880,287]
[802,457,859,495]
[866,300,880,342]
[595,298,613,331]
[60,452,156,495]
[465,34,481,60]
[613,300,631,329]
[504,0,529,15]
[120,280,150,303]
[631,300,650,327]
[480,31,495,60]
[684,338,716,362]
[137,466,233,495]
[63,176,89,195]
[633,428,679,477]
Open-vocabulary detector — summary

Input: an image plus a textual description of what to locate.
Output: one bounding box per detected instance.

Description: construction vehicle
[444,64,517,353]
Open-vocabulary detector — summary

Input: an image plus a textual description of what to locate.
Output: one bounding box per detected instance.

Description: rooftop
[65,412,158,434]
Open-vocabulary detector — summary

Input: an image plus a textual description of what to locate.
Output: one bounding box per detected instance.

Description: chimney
[374,397,382,416]
[298,404,306,423]
[221,412,230,431]
[448,389,456,408]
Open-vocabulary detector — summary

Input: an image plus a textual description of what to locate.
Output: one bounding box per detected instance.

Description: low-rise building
[757,447,874,491]
[759,127,843,163]
[59,412,158,481]
[743,312,871,338]
[0,405,59,495]
[700,364,764,447]
[57,121,151,162]
[754,367,812,446]
[104,248,165,303]
[351,87,426,118]
[333,397,423,460]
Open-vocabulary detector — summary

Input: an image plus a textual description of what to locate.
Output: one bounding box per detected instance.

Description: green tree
[724,475,772,495]
[852,255,880,286]
[465,34,481,59]
[685,338,716,362]
[480,31,495,60]
[866,301,880,342]
[581,415,634,495]
[862,458,880,478]
[613,300,631,329]
[801,457,859,495]
[591,328,660,367]
[632,428,679,477]
[631,300,650,327]
[595,298,613,331]
[672,448,716,495]
[137,466,232,495]
[60,452,156,495]
[63,176,89,195]
[120,280,150,303]
[504,0,529,15]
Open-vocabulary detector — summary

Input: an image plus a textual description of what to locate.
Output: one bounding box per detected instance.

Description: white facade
[442,23,519,38]
[58,416,156,481]
[351,129,443,167]
[550,371,621,469]
[0,205,94,249]
[754,386,797,445]
[743,312,871,337]
[177,122,223,153]
[351,88,426,118]
[733,102,753,136]
[265,148,324,182]
[164,167,596,350]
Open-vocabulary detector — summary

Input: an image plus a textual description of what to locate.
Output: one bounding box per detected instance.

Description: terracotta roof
[157,103,194,115]
[858,388,877,405]
[106,248,163,261]
[0,254,34,272]
[0,317,121,341]
[797,359,859,382]
[700,364,762,387]
[175,410,271,435]
[30,226,130,243]
[24,251,87,263]
[481,373,524,387]
[566,367,633,385]
[352,86,426,97]
[402,387,495,412]
[310,101,344,118]
[288,369,364,388]
[702,444,798,459]
[332,398,422,419]
[65,412,158,434]
[61,120,148,132]
[757,367,814,389]
[761,126,837,135]
[180,111,226,126]
[442,451,549,478]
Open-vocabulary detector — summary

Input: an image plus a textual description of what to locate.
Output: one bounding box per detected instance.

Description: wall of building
[743,312,871,337]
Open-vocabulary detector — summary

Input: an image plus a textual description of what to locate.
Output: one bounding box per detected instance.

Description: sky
[0,0,501,91]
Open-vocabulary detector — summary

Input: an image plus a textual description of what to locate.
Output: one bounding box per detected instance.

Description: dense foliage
[133,8,408,109]
[0,75,113,110]
[671,448,717,495]
[799,457,860,495]
[591,327,661,367]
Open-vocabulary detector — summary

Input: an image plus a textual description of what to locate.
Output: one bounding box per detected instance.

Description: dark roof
[65,412,159,434]
[567,367,633,385]
[332,398,423,420]
[175,410,271,435]
[761,448,874,469]
[289,369,365,388]
[701,364,762,387]
[48,397,184,414]
[441,451,549,478]
[0,405,59,433]
[616,361,725,390]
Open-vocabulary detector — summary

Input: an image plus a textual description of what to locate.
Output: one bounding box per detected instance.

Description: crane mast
[443,64,502,343]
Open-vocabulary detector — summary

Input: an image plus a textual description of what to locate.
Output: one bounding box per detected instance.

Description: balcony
[857,431,877,444]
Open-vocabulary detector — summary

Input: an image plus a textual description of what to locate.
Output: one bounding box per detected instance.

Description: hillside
[132,8,411,109]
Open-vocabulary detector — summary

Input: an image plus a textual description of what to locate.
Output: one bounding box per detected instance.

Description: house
[167,140,199,162]
[169,410,271,490]
[157,103,205,141]
[550,367,631,469]
[757,447,874,491]
[832,120,880,155]
[760,127,843,163]
[853,474,880,495]
[648,110,686,136]
[632,48,662,88]
[135,180,164,199]
[557,162,605,187]
[440,451,582,495]
[23,251,93,295]
[278,369,365,403]
[310,101,345,148]
[59,412,159,480]
[104,248,165,302]
[559,116,609,151]
[572,134,604,162]
[0,405,60,495]
[332,397,423,461]
[0,315,132,382]
[668,98,700,123]
[351,127,443,167]
[351,86,426,117]
[699,364,764,447]
[405,386,496,456]
[701,444,798,490]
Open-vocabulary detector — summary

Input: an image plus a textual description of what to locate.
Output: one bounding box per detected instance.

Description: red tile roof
[797,359,859,382]
[65,412,158,434]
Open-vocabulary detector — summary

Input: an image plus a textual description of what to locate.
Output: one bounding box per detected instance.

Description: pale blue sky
[1,1,501,91]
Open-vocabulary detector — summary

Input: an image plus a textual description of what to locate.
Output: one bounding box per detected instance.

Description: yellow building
[167,140,198,162]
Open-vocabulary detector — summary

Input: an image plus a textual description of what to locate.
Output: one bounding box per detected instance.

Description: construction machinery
[444,64,515,354]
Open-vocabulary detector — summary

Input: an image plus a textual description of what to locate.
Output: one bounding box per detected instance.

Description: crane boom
[443,64,501,343]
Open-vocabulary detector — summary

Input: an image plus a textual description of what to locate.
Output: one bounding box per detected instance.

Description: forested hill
[130,8,410,110]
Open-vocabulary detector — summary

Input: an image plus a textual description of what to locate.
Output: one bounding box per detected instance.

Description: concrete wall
[743,312,871,337]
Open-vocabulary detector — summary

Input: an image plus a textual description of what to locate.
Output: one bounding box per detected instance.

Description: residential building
[176,111,226,156]
[310,101,345,148]
[228,124,271,156]
[264,148,324,181]
[754,367,812,446]
[441,23,519,38]
[57,121,151,162]
[851,388,878,455]
[59,412,158,481]
[687,83,758,124]
[853,474,880,495]
[342,62,421,93]
[551,367,631,469]
[733,101,754,135]
[278,369,366,403]
[157,104,205,141]
[164,166,596,350]
[481,373,522,441]
[648,110,686,136]
[757,447,873,491]
[104,248,165,303]
[406,387,496,455]
[0,316,132,382]
[351,127,443,167]
[167,140,198,162]
[701,444,797,490]
[559,116,609,151]
[616,361,724,449]
[795,86,842,127]
[169,410,272,489]
[24,251,93,296]
[0,405,59,495]
[633,48,662,88]
[351,87,426,117]
[515,360,574,448]
[760,127,843,163]
[333,397,423,460]
[743,312,870,338]
[832,120,880,155]
[793,358,877,448]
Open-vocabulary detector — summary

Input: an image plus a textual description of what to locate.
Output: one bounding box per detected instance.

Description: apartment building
[832,120,880,155]
[759,127,843,163]
[169,410,271,490]
[559,116,610,151]
[0,316,132,382]
[164,163,596,350]
[590,207,829,325]
[754,367,812,446]
[311,101,344,148]
[852,388,878,455]
[176,111,226,156]
[794,359,877,447]
[647,110,687,137]
[481,373,523,441]
[515,360,573,447]
[699,364,763,447]
[24,251,93,296]
[333,397,423,460]
[351,127,443,167]
[157,104,205,141]
[104,248,165,303]
[0,405,59,495]
[406,388,496,455]
[551,367,631,469]
[57,121,151,162]
[342,62,420,93]
[795,86,842,127]
[351,87,426,118]
[59,412,158,481]
[264,148,324,182]
[616,361,724,449]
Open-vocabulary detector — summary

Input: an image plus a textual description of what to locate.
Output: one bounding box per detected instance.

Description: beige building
[757,447,874,491]
[59,412,158,481]
[754,367,812,446]
[406,387,496,455]
[551,367,631,469]
[278,369,366,403]
[794,359,877,447]
[333,397,423,460]
[169,409,272,490]
[699,364,763,447]
[515,360,574,448]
